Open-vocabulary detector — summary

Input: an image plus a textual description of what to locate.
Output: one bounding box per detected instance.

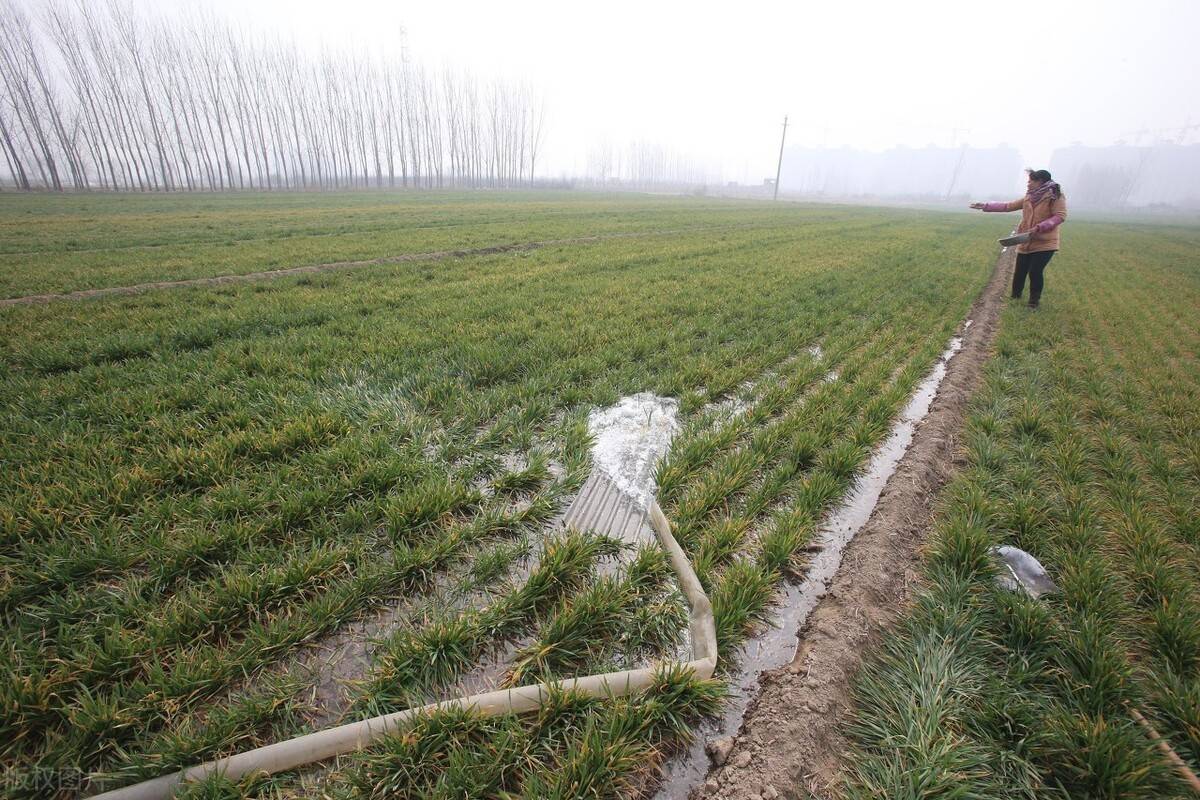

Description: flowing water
[586,392,680,512]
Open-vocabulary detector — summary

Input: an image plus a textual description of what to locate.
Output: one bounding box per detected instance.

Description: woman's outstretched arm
[969,199,1024,211]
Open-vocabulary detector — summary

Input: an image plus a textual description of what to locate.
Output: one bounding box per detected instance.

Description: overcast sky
[161,0,1200,183]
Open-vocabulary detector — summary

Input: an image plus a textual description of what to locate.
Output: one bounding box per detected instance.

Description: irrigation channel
[90,318,974,800]
[653,324,971,798]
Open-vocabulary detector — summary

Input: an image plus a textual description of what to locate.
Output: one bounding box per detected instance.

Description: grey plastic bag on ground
[990,545,1057,599]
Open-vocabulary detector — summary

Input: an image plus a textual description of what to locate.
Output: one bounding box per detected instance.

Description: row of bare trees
[0,0,546,191]
[585,139,716,188]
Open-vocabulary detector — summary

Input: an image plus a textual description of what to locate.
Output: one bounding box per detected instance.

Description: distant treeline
[0,0,545,191]
[584,140,719,187]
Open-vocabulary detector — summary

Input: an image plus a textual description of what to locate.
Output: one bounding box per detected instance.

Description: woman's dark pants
[1012,250,1055,306]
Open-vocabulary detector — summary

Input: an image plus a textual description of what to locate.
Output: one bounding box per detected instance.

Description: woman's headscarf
[1027,180,1062,206]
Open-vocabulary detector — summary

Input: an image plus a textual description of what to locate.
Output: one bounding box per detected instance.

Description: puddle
[695,347,824,433]
[293,490,559,728]
[295,568,467,729]
[300,528,557,728]
[318,370,418,422]
[441,637,529,698]
[652,326,969,799]
[699,394,755,430]
[587,393,679,510]
[295,325,966,775]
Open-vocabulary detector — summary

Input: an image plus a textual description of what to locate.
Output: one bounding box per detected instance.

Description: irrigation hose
[1128,705,1200,795]
[89,500,717,800]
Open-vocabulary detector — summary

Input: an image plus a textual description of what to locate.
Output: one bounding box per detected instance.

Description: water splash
[587,392,680,510]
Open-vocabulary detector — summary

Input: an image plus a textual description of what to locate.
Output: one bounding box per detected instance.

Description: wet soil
[680,247,1013,800]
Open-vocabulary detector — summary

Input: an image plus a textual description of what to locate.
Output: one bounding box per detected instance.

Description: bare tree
[0,0,549,192]
[0,86,29,187]
[110,0,171,189]
[0,1,62,188]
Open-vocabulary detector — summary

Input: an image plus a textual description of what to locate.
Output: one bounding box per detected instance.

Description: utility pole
[773,115,788,200]
[945,128,970,199]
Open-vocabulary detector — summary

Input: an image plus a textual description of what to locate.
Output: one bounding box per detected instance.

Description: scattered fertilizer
[587,393,680,509]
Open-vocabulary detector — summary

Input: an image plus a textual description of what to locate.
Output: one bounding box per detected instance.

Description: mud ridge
[0,223,770,307]
[691,247,1013,800]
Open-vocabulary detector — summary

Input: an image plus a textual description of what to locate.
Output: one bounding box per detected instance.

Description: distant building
[777,144,1023,200]
[1049,143,1200,208]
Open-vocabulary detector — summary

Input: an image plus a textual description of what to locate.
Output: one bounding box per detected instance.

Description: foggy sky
[159,0,1200,185]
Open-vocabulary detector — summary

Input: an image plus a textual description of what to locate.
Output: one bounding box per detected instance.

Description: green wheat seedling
[843,229,1200,798]
[338,664,723,799]
[359,529,620,712]
[505,546,672,685]
[1,192,1029,791]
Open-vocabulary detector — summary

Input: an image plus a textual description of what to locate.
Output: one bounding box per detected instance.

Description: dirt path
[0,223,767,308]
[694,247,1013,800]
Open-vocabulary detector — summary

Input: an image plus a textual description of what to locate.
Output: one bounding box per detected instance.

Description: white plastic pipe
[90,500,716,800]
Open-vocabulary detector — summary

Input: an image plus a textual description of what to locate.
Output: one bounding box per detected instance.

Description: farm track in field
[0,222,773,307]
[691,245,1012,800]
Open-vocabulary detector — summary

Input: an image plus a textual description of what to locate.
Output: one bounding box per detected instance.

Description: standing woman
[970,169,1067,308]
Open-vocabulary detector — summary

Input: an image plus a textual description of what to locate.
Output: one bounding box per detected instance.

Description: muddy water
[653,326,970,799]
